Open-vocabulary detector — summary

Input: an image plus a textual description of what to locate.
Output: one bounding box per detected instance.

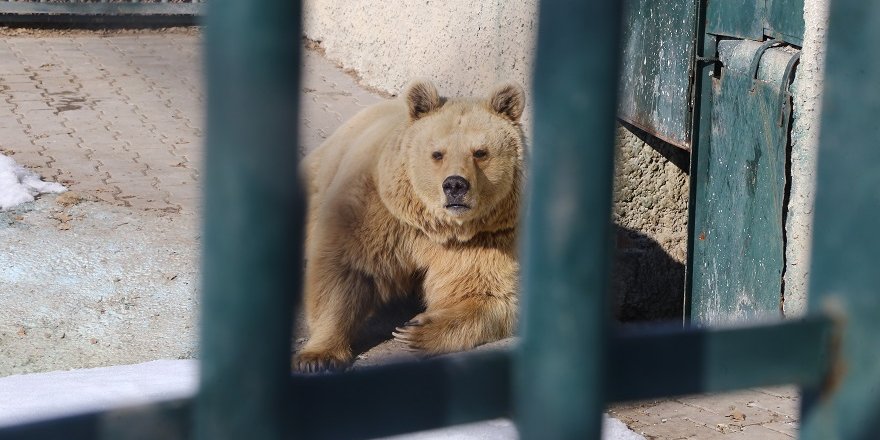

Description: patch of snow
[602,415,647,440]
[379,415,645,440]
[0,154,66,211]
[0,359,198,427]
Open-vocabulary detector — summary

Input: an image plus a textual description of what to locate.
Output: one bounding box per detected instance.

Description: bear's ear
[405,79,442,121]
[487,81,525,122]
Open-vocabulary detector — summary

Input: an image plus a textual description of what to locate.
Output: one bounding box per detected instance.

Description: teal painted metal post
[196,1,304,439]
[800,1,880,438]
[685,0,717,322]
[516,0,624,438]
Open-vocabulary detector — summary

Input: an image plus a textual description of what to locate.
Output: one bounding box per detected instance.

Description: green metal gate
[0,0,879,439]
[689,0,806,324]
[616,0,804,324]
[690,39,798,324]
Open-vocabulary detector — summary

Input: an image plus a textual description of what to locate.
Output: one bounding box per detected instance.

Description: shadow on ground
[293,223,686,368]
[612,224,685,322]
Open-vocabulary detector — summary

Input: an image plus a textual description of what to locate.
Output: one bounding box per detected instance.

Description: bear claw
[392,326,426,351]
[292,352,350,374]
[392,328,411,342]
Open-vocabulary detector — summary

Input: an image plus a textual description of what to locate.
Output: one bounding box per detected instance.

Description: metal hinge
[777,52,801,127]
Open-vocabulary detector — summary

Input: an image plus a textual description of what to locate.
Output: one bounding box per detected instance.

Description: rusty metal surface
[706,0,805,46]
[618,0,697,150]
[766,0,805,44]
[690,40,798,325]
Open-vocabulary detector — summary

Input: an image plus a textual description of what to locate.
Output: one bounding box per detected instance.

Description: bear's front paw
[293,349,352,374]
[392,312,464,354]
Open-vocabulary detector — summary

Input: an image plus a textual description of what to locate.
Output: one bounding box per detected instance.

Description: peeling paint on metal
[691,40,798,325]
[618,0,696,148]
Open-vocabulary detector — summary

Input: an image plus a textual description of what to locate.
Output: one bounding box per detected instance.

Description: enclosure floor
[610,387,799,439]
[0,28,796,439]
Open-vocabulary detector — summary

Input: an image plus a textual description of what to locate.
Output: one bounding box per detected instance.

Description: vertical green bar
[684,0,716,322]
[197,1,303,439]
[516,1,623,438]
[800,1,880,439]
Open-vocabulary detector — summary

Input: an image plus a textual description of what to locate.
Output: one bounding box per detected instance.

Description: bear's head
[384,79,526,243]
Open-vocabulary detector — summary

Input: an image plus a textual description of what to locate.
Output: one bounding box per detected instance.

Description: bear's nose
[442,175,470,199]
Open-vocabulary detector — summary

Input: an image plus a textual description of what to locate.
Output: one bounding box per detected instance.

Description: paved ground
[610,388,800,439]
[0,28,202,213]
[0,28,800,439]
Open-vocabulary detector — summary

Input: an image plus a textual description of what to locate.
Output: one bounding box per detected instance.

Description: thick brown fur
[295,79,526,373]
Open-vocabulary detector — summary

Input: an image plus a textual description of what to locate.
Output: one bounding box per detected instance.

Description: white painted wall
[303,1,537,98]
[785,0,830,316]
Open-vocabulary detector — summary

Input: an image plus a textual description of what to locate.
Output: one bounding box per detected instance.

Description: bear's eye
[431,151,443,161]
[473,149,488,159]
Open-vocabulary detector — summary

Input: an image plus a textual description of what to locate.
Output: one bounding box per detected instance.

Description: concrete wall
[784,0,830,316]
[303,1,537,102]
[304,0,690,322]
[613,128,688,321]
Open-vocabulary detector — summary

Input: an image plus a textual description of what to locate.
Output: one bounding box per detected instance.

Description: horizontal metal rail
[0,316,833,440]
[608,315,835,402]
[0,1,202,25]
[0,398,192,440]
[289,349,512,440]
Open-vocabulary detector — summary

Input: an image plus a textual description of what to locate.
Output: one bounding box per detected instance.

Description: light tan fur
[295,79,526,372]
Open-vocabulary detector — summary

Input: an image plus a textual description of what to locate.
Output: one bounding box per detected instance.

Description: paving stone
[722,424,794,439]
[41,148,91,166]
[636,418,727,440]
[26,122,74,138]
[68,112,113,125]
[678,390,768,414]
[134,150,185,168]
[747,398,800,420]
[652,400,732,428]
[3,151,49,169]
[161,181,200,198]
[150,167,197,186]
[70,129,120,146]
[49,160,101,181]
[0,136,40,155]
[756,387,797,400]
[0,82,42,93]
[126,197,176,212]
[6,91,45,102]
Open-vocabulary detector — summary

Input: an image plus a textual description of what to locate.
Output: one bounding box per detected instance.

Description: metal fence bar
[0,399,192,440]
[290,349,511,440]
[608,316,832,402]
[0,1,202,25]
[799,0,880,438]
[516,0,625,438]
[195,0,303,439]
[0,313,836,438]
[0,314,835,439]
[0,3,201,15]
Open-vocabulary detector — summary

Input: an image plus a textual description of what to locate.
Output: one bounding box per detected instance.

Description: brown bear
[295,79,525,373]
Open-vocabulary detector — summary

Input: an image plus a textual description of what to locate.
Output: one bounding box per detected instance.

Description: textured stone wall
[612,126,689,321]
